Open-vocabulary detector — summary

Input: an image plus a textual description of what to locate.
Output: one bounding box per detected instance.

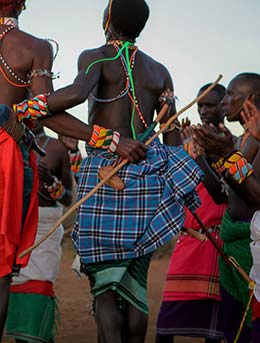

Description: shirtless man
[6,122,73,343]
[0,0,145,339]
[18,1,203,342]
[194,73,260,342]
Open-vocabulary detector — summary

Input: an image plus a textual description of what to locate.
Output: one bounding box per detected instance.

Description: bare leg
[125,303,148,343]
[0,275,11,340]
[95,290,123,343]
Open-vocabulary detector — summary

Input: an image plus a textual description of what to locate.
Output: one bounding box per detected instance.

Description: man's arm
[47,49,102,112]
[158,67,182,146]
[193,125,260,204]
[57,143,73,207]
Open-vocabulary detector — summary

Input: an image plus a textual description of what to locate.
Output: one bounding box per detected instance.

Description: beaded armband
[13,94,51,122]
[44,176,65,201]
[88,125,120,153]
[212,150,254,183]
[69,149,83,174]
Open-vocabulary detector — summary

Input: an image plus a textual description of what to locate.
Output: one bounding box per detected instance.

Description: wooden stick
[192,213,253,285]
[19,74,223,259]
[181,227,207,241]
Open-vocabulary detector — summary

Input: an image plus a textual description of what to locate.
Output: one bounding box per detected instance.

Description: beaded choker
[0,17,18,28]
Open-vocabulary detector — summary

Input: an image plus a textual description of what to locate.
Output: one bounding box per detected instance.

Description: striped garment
[81,253,152,314]
[72,138,203,263]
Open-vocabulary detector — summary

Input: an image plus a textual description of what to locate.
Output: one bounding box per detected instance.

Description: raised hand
[241,100,260,141]
[193,123,234,160]
[116,136,147,163]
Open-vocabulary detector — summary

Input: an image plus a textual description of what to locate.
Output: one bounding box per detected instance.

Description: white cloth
[249,210,260,302]
[12,206,64,285]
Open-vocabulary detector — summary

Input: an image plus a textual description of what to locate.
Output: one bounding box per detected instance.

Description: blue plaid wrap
[72,138,203,263]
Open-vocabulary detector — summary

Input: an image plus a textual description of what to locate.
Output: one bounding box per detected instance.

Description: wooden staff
[192,213,253,285]
[19,74,223,259]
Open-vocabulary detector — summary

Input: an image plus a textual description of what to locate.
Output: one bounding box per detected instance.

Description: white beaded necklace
[0,17,30,85]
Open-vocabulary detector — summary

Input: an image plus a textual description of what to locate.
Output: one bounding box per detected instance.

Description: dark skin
[181,90,227,204]
[33,125,73,208]
[45,7,177,343]
[46,16,177,148]
[0,3,96,339]
[193,77,260,221]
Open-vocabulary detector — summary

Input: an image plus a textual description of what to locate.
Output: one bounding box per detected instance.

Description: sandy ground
[3,237,204,343]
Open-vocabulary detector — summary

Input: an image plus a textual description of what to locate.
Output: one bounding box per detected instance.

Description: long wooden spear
[19,74,223,259]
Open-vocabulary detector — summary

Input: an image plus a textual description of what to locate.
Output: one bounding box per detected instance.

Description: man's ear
[248,94,256,104]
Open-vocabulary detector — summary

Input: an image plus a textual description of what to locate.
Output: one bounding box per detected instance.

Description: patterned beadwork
[88,124,120,153]
[13,94,51,122]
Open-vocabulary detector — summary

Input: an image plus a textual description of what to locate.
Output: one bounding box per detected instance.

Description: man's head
[222,73,260,122]
[197,83,226,127]
[103,0,149,40]
[0,0,26,17]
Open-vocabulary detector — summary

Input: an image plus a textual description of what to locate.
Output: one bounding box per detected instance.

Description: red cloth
[0,129,38,277]
[10,280,54,297]
[162,183,227,302]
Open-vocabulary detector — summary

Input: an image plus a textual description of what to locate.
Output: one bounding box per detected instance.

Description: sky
[20,0,260,137]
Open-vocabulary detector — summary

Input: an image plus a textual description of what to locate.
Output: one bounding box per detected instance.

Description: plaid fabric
[72,138,203,263]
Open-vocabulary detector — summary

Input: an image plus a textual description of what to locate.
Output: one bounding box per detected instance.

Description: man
[194,73,260,342]
[18,1,203,342]
[5,122,73,343]
[156,84,227,343]
[0,0,145,340]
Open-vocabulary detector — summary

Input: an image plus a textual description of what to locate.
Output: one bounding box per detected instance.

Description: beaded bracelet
[212,150,254,183]
[13,94,51,122]
[44,176,65,201]
[228,157,254,184]
[69,149,83,174]
[88,125,120,153]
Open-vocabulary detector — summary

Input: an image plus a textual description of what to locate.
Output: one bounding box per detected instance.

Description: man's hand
[193,123,234,160]
[116,136,147,163]
[241,100,260,141]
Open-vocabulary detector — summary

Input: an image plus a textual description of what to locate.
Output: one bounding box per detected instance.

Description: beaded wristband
[13,94,51,122]
[69,149,83,174]
[228,157,254,184]
[212,150,254,183]
[88,125,120,153]
[223,150,243,169]
[44,176,65,201]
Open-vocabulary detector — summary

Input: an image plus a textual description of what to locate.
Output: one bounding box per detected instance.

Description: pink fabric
[162,183,227,302]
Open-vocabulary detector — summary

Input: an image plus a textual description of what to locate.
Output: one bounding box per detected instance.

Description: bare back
[0,26,53,106]
[51,41,173,141]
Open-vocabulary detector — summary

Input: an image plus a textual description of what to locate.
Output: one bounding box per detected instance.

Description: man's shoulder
[138,50,170,73]
[14,29,53,54]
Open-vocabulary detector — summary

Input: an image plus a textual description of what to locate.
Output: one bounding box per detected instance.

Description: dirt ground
[3,237,204,343]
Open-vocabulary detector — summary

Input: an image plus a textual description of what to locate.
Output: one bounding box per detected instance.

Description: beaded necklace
[89,40,148,138]
[0,17,30,87]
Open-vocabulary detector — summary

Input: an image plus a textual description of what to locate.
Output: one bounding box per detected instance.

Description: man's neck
[0,17,18,28]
